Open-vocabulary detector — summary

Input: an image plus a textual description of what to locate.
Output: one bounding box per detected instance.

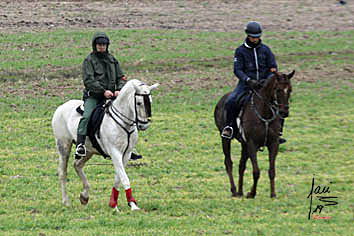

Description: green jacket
[82,32,126,99]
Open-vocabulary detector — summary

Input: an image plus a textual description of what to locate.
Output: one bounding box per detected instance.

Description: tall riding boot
[221,101,241,139]
[130,148,143,160]
[75,134,86,159]
[279,119,287,144]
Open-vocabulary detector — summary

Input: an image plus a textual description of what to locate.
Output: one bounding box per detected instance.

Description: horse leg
[109,176,121,209]
[268,142,279,198]
[109,163,126,209]
[246,144,260,199]
[111,149,140,211]
[237,143,248,197]
[222,138,237,197]
[56,139,72,206]
[73,153,93,205]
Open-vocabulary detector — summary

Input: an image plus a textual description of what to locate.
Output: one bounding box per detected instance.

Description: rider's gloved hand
[246,78,261,90]
[104,90,114,98]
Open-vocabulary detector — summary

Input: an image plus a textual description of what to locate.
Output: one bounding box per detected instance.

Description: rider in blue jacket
[221,21,286,144]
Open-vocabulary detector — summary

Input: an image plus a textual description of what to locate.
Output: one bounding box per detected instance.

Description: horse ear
[149,83,159,90]
[288,70,295,79]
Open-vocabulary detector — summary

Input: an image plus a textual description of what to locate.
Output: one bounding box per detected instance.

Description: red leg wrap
[125,188,137,206]
[109,187,119,208]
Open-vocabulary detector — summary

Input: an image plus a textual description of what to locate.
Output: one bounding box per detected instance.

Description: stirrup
[221,126,233,139]
[75,144,86,158]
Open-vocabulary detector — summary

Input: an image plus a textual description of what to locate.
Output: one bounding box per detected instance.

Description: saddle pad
[76,103,110,158]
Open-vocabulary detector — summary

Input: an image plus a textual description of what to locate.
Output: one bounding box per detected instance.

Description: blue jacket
[233,39,277,92]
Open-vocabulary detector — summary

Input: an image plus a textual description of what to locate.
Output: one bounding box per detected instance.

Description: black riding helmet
[92,32,110,52]
[245,21,262,38]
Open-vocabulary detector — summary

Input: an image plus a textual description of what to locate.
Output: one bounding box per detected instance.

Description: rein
[272,93,288,119]
[108,92,151,128]
[251,90,279,151]
[105,105,135,159]
[104,92,151,158]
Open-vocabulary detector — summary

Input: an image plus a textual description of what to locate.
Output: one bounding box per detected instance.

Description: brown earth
[1,0,353,33]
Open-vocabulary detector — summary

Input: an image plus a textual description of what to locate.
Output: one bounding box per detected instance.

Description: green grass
[1,29,354,81]
[0,28,353,235]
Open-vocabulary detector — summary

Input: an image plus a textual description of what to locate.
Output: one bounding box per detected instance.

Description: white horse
[52,79,159,211]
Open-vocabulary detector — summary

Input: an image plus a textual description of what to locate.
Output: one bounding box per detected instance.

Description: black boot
[279,119,287,144]
[221,99,241,140]
[75,134,86,159]
[130,148,143,160]
[130,152,143,160]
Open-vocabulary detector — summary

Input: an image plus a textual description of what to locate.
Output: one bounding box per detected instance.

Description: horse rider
[221,21,287,144]
[75,32,127,158]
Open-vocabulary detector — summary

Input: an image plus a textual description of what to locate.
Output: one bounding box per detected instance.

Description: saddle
[76,101,143,161]
[76,102,110,158]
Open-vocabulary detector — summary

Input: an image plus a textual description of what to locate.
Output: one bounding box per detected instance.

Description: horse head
[260,71,294,118]
[132,80,159,131]
[271,70,295,118]
[113,79,159,131]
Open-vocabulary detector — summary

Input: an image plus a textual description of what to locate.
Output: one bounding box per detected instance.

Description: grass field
[0,27,353,235]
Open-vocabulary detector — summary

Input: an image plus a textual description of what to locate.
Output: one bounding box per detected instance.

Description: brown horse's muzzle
[279,105,289,118]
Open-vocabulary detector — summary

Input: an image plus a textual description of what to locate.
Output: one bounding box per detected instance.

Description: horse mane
[260,73,278,99]
[118,79,138,97]
[115,79,144,105]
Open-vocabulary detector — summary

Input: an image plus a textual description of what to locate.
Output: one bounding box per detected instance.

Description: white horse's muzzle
[138,122,150,131]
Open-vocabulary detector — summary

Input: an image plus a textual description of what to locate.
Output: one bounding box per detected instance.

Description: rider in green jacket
[76,32,127,158]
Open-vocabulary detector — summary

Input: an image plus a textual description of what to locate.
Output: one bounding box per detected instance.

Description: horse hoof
[232,192,243,198]
[114,206,120,213]
[130,202,140,211]
[80,193,89,205]
[246,192,256,199]
[270,193,276,198]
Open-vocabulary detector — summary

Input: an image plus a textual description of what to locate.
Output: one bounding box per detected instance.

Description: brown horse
[214,71,295,198]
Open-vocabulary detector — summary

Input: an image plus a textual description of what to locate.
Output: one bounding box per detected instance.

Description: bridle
[250,79,289,150]
[134,93,152,126]
[107,93,152,130]
[104,92,152,158]
[272,85,290,119]
[251,90,277,151]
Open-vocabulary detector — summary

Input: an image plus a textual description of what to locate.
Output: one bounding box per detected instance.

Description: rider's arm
[233,48,250,82]
[82,57,105,95]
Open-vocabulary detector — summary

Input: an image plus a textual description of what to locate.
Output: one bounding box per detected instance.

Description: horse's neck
[113,87,135,117]
[257,76,276,109]
[253,90,274,118]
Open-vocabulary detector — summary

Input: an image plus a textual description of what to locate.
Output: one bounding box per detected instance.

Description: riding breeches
[225,87,248,128]
[78,97,101,136]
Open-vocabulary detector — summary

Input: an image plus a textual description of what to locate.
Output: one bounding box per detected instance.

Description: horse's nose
[138,123,150,131]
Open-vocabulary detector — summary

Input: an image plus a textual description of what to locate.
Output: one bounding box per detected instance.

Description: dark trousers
[78,97,101,136]
[225,86,247,128]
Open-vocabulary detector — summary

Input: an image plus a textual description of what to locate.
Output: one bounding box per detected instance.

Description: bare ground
[1,0,354,33]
